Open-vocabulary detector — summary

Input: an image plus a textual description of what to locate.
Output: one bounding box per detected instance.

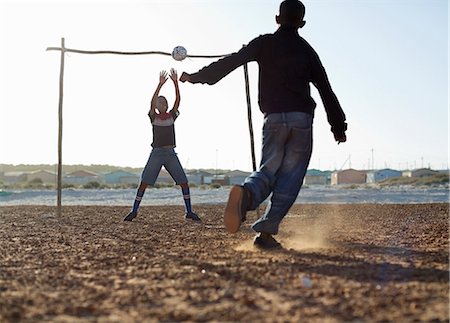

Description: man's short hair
[279,0,305,25]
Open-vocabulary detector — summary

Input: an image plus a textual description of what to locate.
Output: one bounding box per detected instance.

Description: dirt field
[0,203,448,322]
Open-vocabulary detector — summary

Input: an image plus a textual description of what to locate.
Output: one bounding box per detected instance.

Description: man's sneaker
[224,185,248,233]
[123,211,137,222]
[185,212,202,222]
[254,233,282,250]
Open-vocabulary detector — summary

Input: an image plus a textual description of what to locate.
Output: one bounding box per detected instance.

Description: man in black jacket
[181,0,347,249]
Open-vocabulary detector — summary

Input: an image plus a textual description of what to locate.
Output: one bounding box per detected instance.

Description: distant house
[27,170,57,184]
[155,169,175,185]
[186,170,212,185]
[331,169,366,185]
[212,175,230,186]
[204,174,230,185]
[304,169,329,185]
[402,168,439,178]
[226,170,252,185]
[203,174,214,184]
[64,170,102,185]
[366,169,402,183]
[1,172,27,183]
[104,170,139,185]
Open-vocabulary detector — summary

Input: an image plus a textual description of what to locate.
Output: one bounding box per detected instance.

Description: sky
[0,0,448,172]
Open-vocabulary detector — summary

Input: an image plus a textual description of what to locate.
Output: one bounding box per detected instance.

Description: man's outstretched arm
[180,37,263,85]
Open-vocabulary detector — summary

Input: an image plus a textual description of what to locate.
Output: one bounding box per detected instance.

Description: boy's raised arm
[149,70,168,117]
[169,68,180,113]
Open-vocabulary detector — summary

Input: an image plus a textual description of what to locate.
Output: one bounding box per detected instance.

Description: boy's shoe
[253,233,282,250]
[224,185,248,233]
[123,211,137,222]
[185,212,202,222]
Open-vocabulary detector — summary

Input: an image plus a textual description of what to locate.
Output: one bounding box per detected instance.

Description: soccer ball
[172,46,187,61]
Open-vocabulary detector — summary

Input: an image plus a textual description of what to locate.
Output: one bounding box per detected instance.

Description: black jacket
[189,26,347,137]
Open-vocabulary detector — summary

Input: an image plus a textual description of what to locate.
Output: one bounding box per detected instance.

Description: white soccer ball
[172,46,187,61]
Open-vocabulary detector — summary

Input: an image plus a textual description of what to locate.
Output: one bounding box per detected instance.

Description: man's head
[276,0,306,29]
[156,96,168,113]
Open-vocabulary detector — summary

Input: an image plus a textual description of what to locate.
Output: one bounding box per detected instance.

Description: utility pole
[215,149,218,176]
[371,148,374,170]
[57,37,65,217]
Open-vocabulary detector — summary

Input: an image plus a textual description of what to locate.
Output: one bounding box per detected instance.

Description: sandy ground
[0,203,448,322]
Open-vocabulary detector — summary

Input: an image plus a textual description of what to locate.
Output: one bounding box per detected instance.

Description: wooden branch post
[57,38,65,217]
[243,63,260,216]
[243,63,256,172]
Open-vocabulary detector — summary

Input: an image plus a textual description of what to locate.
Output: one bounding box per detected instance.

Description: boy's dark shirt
[188,26,347,136]
[149,110,179,148]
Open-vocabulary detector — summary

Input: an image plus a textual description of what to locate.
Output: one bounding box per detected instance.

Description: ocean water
[0,186,448,206]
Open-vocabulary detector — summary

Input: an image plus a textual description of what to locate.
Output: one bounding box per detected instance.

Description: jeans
[244,112,313,234]
[141,147,188,185]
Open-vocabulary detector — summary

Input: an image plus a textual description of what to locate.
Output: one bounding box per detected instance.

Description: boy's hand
[169,68,178,83]
[159,70,168,85]
[179,72,191,83]
[335,133,347,144]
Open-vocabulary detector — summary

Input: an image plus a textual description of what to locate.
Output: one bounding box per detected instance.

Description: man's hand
[334,133,347,144]
[159,70,168,85]
[179,72,191,83]
[169,68,178,83]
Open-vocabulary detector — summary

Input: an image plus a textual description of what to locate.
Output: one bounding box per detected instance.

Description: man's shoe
[185,212,202,222]
[254,233,282,250]
[224,185,248,233]
[123,211,137,222]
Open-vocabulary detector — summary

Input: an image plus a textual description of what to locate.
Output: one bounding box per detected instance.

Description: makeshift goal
[47,38,257,216]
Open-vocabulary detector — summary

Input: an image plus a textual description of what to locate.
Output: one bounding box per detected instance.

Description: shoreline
[1,186,448,206]
[1,181,449,190]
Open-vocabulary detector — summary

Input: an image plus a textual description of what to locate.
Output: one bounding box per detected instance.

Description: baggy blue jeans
[141,147,188,185]
[244,112,313,235]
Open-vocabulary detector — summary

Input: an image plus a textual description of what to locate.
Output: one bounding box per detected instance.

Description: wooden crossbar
[46,46,228,58]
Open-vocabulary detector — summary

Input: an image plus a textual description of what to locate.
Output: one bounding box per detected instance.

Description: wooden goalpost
[47,38,256,216]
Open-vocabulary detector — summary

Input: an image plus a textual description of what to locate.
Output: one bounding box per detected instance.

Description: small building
[402,168,439,178]
[1,172,28,183]
[27,170,57,184]
[64,170,102,185]
[212,175,230,186]
[204,174,230,186]
[331,169,366,185]
[203,175,214,184]
[366,169,402,183]
[104,170,139,185]
[186,170,212,185]
[226,170,252,185]
[155,169,175,185]
[304,169,329,185]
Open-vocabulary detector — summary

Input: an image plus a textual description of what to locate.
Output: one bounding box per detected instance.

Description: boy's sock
[181,186,192,214]
[131,189,145,213]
